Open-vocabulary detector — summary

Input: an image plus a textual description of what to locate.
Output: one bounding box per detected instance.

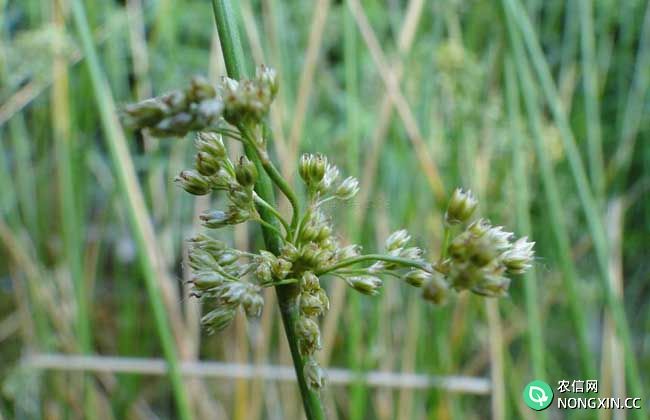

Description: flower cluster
[123,66,535,392]
[123,65,277,136]
[421,188,536,304]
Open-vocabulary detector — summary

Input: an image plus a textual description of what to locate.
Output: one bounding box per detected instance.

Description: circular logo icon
[523,380,554,411]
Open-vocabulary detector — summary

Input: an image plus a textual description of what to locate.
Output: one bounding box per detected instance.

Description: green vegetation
[1,0,648,418]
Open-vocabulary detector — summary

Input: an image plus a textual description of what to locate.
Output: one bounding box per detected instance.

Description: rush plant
[123,64,535,418]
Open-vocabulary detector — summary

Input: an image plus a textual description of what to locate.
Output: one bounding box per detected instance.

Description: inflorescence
[124,65,535,391]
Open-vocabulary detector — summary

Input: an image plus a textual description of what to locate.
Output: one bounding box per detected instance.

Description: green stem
[210,1,325,418]
[254,218,286,239]
[440,226,451,261]
[254,193,291,233]
[240,125,301,233]
[317,254,432,276]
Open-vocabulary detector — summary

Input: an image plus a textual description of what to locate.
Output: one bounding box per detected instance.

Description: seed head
[191,271,228,291]
[445,188,478,225]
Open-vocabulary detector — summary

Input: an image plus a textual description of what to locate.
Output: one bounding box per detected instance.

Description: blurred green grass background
[1,0,649,418]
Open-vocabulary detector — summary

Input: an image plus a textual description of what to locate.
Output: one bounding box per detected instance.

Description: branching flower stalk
[123,68,535,417]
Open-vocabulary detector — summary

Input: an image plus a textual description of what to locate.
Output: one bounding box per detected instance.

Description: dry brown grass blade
[347,0,445,202]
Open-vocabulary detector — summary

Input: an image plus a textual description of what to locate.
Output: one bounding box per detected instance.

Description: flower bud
[188,248,219,271]
[320,164,340,191]
[188,76,217,101]
[316,225,332,242]
[256,64,279,97]
[304,359,325,390]
[175,170,211,195]
[196,99,224,125]
[299,154,313,184]
[195,151,221,176]
[335,244,361,260]
[215,249,240,266]
[243,293,264,317]
[445,188,478,225]
[199,210,229,228]
[122,98,168,128]
[399,247,423,260]
[187,234,226,253]
[191,271,227,291]
[484,226,513,251]
[472,274,510,297]
[502,237,535,274]
[255,262,272,283]
[235,156,258,188]
[310,154,327,183]
[202,307,236,333]
[421,273,449,305]
[271,258,292,279]
[335,176,360,200]
[196,132,226,158]
[215,282,249,305]
[468,236,501,267]
[297,317,321,355]
[385,229,411,251]
[316,288,330,312]
[301,271,321,292]
[281,243,300,262]
[346,275,383,296]
[403,269,431,287]
[299,292,325,317]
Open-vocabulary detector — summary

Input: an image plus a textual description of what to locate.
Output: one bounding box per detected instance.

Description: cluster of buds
[175,132,259,229]
[123,66,535,395]
[299,153,359,200]
[122,65,277,137]
[297,271,329,389]
[122,76,223,137]
[220,65,278,125]
[420,188,535,304]
[445,219,535,297]
[187,234,264,333]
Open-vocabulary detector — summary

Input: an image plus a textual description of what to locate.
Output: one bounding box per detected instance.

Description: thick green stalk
[503,58,546,385]
[210,1,326,418]
[502,0,644,404]
[68,1,192,418]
